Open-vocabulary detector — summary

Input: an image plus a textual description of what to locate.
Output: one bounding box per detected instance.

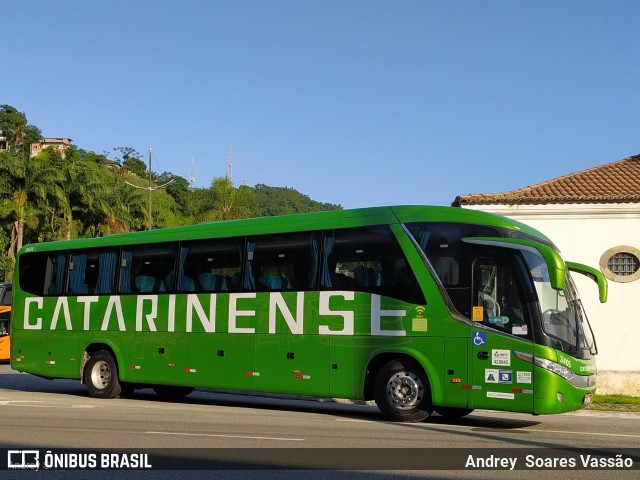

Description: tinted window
[120,244,178,294]
[18,252,67,296]
[473,257,531,339]
[245,232,320,292]
[406,222,501,315]
[179,238,244,292]
[0,285,11,305]
[68,249,119,295]
[321,226,425,304]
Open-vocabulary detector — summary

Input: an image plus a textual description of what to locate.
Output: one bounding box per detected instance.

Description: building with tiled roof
[453,154,640,395]
[29,137,73,158]
[453,154,640,206]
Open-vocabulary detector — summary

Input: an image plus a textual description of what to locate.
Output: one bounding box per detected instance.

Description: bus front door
[469,258,535,413]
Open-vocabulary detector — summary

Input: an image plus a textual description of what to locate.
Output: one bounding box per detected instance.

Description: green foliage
[0,104,343,251]
[253,184,342,216]
[201,177,259,221]
[593,394,640,405]
[0,105,41,157]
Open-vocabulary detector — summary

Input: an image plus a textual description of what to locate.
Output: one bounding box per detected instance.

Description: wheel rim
[386,371,424,410]
[90,360,111,390]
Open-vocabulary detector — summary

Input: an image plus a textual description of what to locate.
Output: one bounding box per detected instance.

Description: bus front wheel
[374,359,433,422]
[84,350,122,399]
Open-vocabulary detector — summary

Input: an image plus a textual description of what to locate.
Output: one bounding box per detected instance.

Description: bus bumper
[533,367,596,414]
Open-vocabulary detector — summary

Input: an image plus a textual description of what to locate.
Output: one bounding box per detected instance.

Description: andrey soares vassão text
[465,453,635,470]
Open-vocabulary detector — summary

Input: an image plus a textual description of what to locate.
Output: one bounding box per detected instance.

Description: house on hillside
[30,137,73,157]
[453,155,640,395]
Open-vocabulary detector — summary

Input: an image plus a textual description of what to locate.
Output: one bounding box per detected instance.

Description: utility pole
[124,148,174,230]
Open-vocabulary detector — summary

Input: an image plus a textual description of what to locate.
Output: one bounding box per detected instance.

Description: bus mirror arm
[566,261,608,303]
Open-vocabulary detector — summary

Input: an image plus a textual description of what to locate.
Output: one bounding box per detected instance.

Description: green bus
[10,206,606,422]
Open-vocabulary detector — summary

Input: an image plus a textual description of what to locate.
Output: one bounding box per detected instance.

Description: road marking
[0,400,96,409]
[527,428,640,439]
[336,419,377,423]
[408,421,640,440]
[146,431,304,442]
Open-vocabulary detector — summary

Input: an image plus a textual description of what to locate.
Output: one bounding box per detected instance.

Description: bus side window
[321,226,425,305]
[120,244,178,294]
[473,259,530,338]
[1,286,11,306]
[178,238,244,293]
[18,253,47,295]
[245,232,319,292]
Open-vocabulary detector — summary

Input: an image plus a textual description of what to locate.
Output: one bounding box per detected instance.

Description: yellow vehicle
[0,282,12,362]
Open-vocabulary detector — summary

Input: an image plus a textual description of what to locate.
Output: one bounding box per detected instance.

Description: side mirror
[566,261,608,303]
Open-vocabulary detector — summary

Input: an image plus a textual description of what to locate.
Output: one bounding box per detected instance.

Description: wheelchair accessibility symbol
[473,332,487,346]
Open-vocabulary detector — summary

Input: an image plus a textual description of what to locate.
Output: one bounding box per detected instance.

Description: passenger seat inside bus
[261,273,293,290]
[135,275,171,293]
[199,272,228,291]
[354,266,381,288]
[135,275,157,293]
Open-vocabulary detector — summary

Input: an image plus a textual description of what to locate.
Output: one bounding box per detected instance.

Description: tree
[0,105,41,157]
[203,177,259,221]
[0,149,64,259]
[101,180,146,234]
[43,146,111,240]
[123,156,148,179]
[113,146,148,178]
[253,184,342,216]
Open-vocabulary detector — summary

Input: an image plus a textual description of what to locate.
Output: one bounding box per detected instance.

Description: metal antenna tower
[189,157,196,190]
[226,145,233,183]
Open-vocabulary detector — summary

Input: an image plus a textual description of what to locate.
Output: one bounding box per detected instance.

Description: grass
[587,394,640,411]
[592,394,640,405]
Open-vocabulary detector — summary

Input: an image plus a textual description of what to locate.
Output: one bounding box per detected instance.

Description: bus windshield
[523,251,596,356]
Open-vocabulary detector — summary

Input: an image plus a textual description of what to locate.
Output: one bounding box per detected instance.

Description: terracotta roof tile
[453,155,640,206]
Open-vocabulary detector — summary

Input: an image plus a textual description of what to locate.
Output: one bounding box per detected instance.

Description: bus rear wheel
[374,359,432,422]
[84,350,122,399]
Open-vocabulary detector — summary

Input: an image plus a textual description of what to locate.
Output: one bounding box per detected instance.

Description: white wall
[462,203,640,394]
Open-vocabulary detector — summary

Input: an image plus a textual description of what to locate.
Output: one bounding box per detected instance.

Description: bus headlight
[533,357,575,382]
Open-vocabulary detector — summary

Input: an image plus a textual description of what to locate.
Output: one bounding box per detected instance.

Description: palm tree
[103,180,146,234]
[53,147,110,240]
[204,177,259,221]
[0,150,64,259]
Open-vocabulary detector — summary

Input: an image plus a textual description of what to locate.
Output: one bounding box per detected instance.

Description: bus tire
[434,407,474,419]
[153,385,195,400]
[84,350,122,399]
[374,359,432,422]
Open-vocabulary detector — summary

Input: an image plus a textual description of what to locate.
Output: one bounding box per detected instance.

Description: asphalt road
[0,363,638,479]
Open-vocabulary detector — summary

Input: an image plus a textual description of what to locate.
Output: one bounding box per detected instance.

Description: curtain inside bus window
[69,253,88,294]
[419,229,430,252]
[245,242,256,290]
[178,246,195,291]
[96,251,117,294]
[47,254,67,295]
[119,250,133,293]
[310,238,319,286]
[321,236,335,287]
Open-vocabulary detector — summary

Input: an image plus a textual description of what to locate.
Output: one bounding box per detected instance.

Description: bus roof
[18,205,553,254]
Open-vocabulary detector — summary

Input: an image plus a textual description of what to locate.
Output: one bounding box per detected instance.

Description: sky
[3,1,639,209]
